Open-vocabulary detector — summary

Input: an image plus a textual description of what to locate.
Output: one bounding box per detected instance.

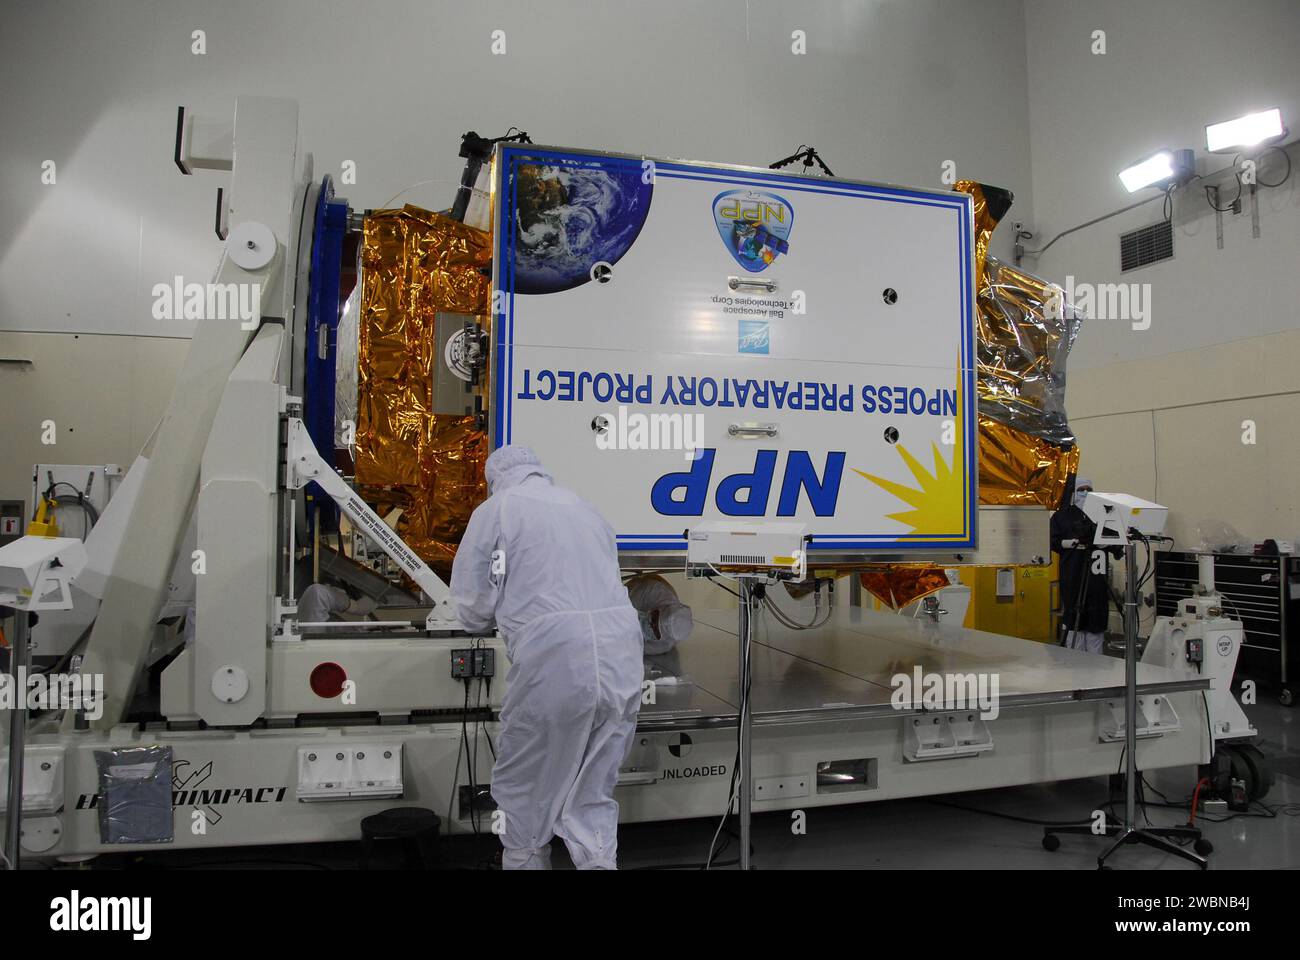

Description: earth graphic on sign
[510,160,653,294]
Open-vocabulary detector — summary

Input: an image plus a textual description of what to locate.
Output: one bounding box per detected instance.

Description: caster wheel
[1042,834,1060,852]
[1280,689,1293,707]
[1226,743,1274,803]
[1237,743,1274,801]
[1195,838,1213,856]
[1224,744,1255,801]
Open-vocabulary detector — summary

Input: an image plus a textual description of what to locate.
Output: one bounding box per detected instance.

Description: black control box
[451,647,495,679]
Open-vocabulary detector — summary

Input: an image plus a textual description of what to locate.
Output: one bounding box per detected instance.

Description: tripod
[1059,539,1091,647]
[1043,537,1208,869]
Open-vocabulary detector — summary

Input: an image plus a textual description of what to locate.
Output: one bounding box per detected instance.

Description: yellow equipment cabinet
[957,560,1058,643]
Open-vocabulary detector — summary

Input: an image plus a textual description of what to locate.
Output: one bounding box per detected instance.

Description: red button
[309,662,347,699]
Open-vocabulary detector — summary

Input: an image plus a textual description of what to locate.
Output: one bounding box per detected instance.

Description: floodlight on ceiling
[1119,149,1194,193]
[1205,108,1287,154]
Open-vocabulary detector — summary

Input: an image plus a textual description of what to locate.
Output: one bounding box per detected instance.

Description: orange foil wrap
[859,566,952,610]
[978,416,1080,507]
[356,205,491,576]
[962,179,998,291]
[955,181,1080,509]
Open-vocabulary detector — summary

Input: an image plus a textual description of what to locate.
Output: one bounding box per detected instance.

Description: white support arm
[284,418,461,632]
[0,537,87,612]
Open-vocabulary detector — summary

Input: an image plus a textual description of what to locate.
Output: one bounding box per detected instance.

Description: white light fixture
[1119,149,1194,193]
[1206,108,1286,153]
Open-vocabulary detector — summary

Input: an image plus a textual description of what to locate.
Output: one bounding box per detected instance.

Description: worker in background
[182,584,373,648]
[297,583,375,622]
[450,445,642,870]
[1050,475,1111,653]
[626,573,694,656]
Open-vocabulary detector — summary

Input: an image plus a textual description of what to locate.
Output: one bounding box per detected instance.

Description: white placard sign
[491,146,976,556]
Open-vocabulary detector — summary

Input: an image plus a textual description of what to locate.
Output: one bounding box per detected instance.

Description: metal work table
[637,604,1208,731]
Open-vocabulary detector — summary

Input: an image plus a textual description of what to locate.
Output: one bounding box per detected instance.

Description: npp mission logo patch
[713,189,793,272]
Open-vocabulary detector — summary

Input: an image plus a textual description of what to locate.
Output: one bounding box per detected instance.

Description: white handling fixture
[1,535,87,868]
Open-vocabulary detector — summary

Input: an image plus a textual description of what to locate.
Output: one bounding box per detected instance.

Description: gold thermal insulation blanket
[955,181,1080,509]
[859,184,1083,604]
[978,415,1080,508]
[355,205,491,575]
[859,566,952,611]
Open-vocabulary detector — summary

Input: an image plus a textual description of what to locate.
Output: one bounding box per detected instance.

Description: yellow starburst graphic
[855,370,968,539]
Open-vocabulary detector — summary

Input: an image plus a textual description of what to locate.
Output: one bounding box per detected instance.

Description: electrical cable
[40,480,100,539]
[1204,180,1242,212]
[468,664,499,870]
[921,797,1097,828]
[1121,795,1292,823]
[446,681,468,835]
[1254,144,1292,188]
[377,178,465,210]
[482,675,497,761]
[706,575,742,600]
[1133,536,1155,605]
[28,620,94,680]
[1023,139,1296,260]
[762,594,806,629]
[1136,775,1154,827]
[1140,774,1173,803]
[763,580,833,630]
[706,692,745,865]
[1204,153,1245,212]
[1023,194,1165,259]
[460,681,480,840]
[1218,593,1249,627]
[472,674,483,834]
[773,595,832,630]
[1188,777,1210,826]
[45,481,96,507]
[636,834,740,870]
[633,828,740,869]
[706,585,751,869]
[1203,146,1293,210]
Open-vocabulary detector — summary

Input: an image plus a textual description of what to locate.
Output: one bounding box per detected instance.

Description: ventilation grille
[720,554,768,565]
[1120,220,1173,272]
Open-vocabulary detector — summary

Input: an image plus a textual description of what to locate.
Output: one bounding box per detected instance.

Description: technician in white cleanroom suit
[450,445,643,870]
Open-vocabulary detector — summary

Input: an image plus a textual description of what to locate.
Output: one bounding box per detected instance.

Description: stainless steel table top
[638,604,1208,729]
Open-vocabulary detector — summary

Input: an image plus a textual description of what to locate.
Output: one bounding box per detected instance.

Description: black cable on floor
[446,681,468,834]
[921,797,1097,828]
[460,682,480,841]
